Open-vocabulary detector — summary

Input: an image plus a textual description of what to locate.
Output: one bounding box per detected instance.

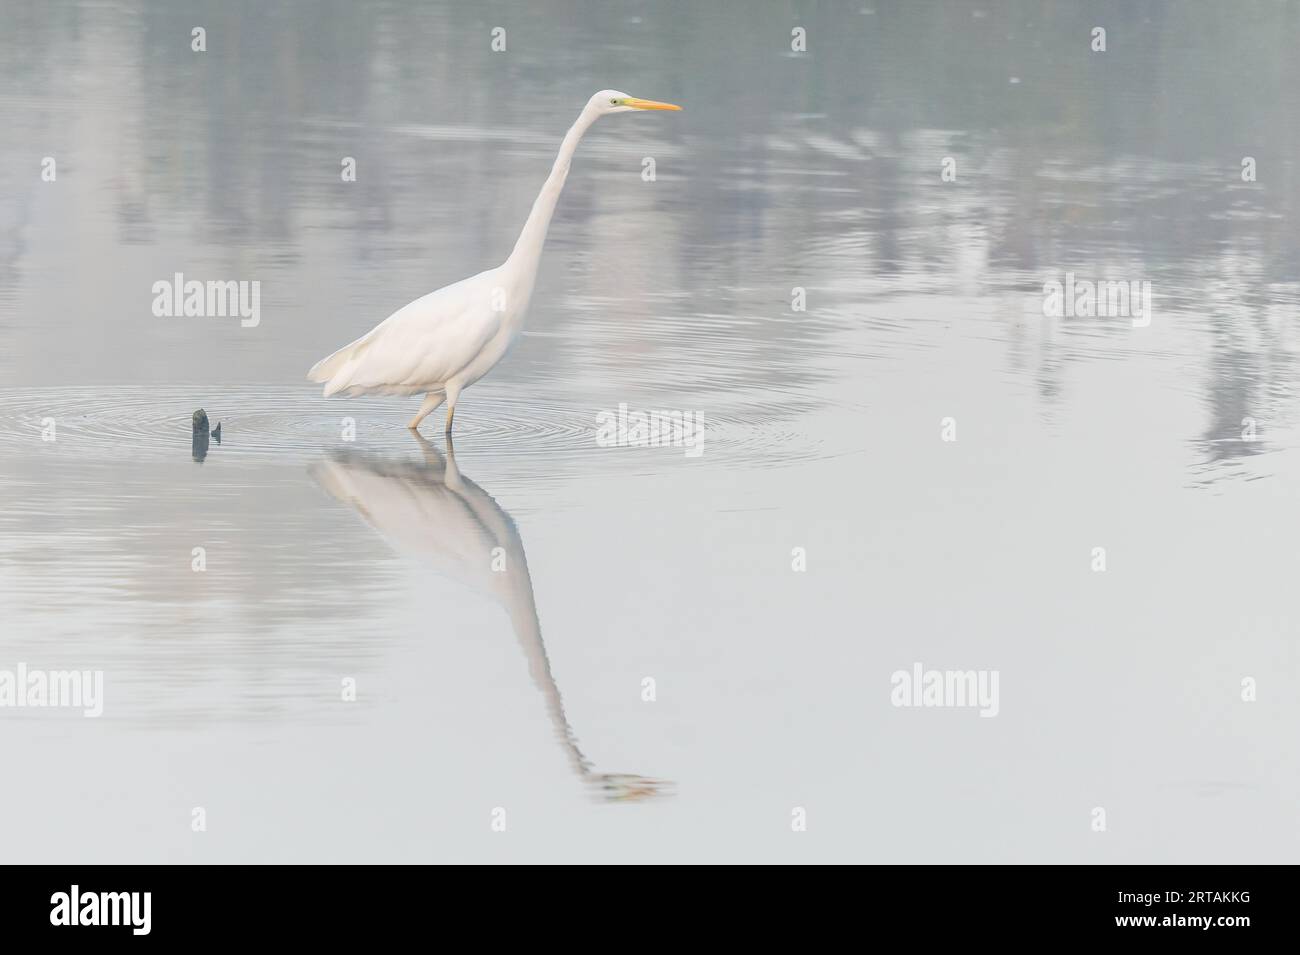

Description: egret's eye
[610,98,619,105]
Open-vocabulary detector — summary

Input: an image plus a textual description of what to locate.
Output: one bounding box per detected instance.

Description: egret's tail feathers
[306,351,345,384]
[307,346,358,387]
[307,329,380,394]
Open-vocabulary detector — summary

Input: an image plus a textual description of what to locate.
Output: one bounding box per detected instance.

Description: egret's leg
[408,392,445,431]
[444,384,461,435]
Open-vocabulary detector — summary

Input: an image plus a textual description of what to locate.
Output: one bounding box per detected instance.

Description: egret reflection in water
[310,434,671,803]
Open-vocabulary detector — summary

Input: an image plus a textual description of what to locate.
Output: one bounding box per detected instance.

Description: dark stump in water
[192,408,221,462]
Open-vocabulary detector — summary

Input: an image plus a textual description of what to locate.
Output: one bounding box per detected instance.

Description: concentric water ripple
[0,383,832,479]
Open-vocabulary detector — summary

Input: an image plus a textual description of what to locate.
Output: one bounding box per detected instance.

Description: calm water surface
[1,0,1298,862]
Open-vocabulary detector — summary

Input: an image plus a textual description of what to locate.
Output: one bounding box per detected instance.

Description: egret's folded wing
[309,271,504,396]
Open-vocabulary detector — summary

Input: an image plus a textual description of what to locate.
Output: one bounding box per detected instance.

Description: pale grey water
[1,1,1298,863]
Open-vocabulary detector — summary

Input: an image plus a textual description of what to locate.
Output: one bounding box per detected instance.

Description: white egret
[307,90,682,433]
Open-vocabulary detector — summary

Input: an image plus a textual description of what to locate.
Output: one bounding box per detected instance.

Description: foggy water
[1,1,1298,862]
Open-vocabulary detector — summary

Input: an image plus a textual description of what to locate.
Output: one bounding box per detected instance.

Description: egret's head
[590,89,682,116]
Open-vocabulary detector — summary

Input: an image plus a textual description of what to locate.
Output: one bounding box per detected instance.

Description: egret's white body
[308,90,681,432]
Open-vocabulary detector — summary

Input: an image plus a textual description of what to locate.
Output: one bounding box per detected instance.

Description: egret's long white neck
[505,105,599,276]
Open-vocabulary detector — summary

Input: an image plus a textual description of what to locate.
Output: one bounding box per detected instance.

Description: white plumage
[309,268,506,397]
[308,89,681,433]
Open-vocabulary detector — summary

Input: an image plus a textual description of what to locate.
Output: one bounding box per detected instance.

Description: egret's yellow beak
[624,97,682,111]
